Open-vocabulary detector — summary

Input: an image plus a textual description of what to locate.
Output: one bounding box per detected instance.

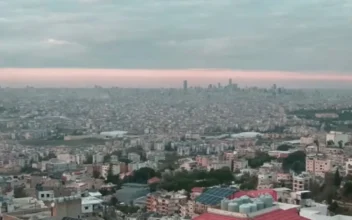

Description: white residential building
[326,131,349,145]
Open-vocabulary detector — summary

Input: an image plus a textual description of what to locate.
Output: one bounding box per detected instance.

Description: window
[85,206,89,210]
[47,194,50,198]
[41,194,44,198]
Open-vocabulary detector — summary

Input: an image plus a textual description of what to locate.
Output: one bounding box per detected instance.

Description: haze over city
[1,69,352,88]
[3,0,352,219]
[1,0,352,88]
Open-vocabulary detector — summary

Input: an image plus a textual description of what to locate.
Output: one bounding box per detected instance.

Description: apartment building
[180,200,195,217]
[223,152,237,161]
[306,154,332,177]
[101,163,125,179]
[345,158,352,176]
[276,173,293,188]
[206,161,231,171]
[326,131,350,145]
[180,161,197,171]
[292,172,311,192]
[195,156,209,167]
[232,159,248,171]
[305,145,318,154]
[146,191,188,216]
[300,136,314,145]
[257,172,275,190]
[128,153,141,163]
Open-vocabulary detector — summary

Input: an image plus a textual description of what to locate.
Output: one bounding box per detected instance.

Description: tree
[248,152,274,168]
[276,144,292,151]
[338,140,343,148]
[328,201,339,213]
[282,151,306,173]
[14,187,27,198]
[165,142,174,151]
[149,183,158,192]
[106,164,114,183]
[239,175,258,190]
[21,165,41,174]
[131,167,157,183]
[119,158,132,164]
[314,139,319,147]
[334,169,341,188]
[291,161,305,174]
[327,140,335,146]
[343,182,352,199]
[93,170,101,179]
[110,197,118,206]
[84,155,93,164]
[42,152,57,161]
[326,191,333,205]
[159,168,235,192]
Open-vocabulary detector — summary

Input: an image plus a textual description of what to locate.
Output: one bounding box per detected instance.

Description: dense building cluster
[1,85,352,219]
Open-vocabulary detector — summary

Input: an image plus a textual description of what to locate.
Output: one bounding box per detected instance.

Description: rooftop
[196,187,237,206]
[193,208,308,220]
[229,189,278,201]
[81,196,103,205]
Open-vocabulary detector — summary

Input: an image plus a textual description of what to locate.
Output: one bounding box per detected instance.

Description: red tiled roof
[148,177,161,184]
[192,187,205,193]
[193,208,308,220]
[255,208,309,220]
[193,213,244,220]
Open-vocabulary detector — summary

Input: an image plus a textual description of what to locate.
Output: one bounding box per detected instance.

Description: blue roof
[195,187,237,206]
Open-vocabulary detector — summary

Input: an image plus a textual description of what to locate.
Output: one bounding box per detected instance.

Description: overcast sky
[1,0,352,72]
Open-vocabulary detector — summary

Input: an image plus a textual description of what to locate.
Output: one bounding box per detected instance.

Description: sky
[1,0,352,87]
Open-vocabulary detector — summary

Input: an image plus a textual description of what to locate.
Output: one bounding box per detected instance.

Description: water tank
[264,195,273,207]
[234,198,242,205]
[232,198,242,205]
[254,199,265,210]
[249,203,257,212]
[221,199,230,210]
[239,204,251,214]
[228,202,239,212]
[240,195,250,203]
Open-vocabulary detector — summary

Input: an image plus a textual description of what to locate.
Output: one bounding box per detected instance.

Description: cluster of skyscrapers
[182,78,237,91]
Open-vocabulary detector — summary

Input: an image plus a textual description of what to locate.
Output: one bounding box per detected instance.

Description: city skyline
[1,68,352,88]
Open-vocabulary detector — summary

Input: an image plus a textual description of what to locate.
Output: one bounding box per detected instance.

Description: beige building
[180,200,195,217]
[292,172,311,192]
[233,159,248,171]
[305,154,332,177]
[345,158,352,176]
[147,191,188,216]
[257,172,275,190]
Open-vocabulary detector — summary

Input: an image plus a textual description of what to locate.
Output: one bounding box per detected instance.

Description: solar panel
[196,188,237,205]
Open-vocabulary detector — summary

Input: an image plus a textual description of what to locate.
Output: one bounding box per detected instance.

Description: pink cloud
[0,68,350,87]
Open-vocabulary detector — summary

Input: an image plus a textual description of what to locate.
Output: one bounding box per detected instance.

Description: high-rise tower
[183,80,188,91]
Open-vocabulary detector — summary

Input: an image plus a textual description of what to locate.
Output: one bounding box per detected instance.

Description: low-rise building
[147,191,188,216]
[292,172,311,192]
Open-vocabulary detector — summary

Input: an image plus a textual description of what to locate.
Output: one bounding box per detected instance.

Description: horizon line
[1,68,351,88]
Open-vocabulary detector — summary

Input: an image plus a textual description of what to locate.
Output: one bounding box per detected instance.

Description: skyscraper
[272,84,277,91]
[229,78,232,86]
[183,80,188,91]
